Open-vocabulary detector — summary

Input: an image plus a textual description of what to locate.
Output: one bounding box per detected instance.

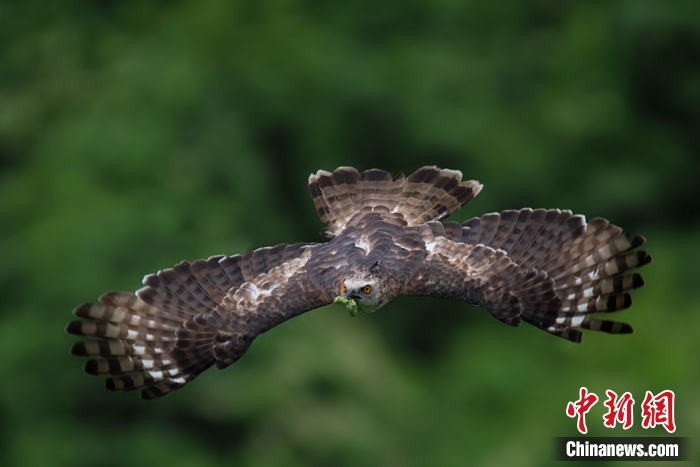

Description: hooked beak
[347,291,361,300]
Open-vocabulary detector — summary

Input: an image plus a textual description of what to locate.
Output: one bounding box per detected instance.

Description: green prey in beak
[333,296,359,317]
[333,295,381,317]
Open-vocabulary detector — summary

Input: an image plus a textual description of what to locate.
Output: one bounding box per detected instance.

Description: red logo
[602,390,635,430]
[567,388,676,433]
[641,390,676,433]
[566,387,599,434]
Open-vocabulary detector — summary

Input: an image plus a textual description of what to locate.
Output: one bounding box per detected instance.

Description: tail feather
[358,169,397,209]
[396,167,476,225]
[309,166,482,237]
[333,166,361,216]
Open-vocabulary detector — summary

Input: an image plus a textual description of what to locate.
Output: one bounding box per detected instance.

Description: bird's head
[341,276,380,308]
[334,260,390,316]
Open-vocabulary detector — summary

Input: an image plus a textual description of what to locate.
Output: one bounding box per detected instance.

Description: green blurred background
[1,0,699,466]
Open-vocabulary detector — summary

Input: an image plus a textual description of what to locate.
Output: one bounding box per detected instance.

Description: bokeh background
[1,1,699,466]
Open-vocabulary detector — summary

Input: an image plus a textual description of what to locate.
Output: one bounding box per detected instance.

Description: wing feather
[66,242,328,399]
[414,209,649,342]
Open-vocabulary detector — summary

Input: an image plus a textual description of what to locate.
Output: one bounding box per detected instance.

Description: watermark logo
[556,437,687,461]
[641,390,676,433]
[566,387,599,434]
[559,388,682,461]
[602,390,634,430]
[566,388,676,434]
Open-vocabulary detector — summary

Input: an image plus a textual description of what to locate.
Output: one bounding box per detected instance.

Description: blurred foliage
[1,0,699,466]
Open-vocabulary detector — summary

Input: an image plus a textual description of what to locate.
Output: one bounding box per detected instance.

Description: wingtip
[630,234,646,249]
[468,180,484,197]
[65,321,84,336]
[69,341,88,356]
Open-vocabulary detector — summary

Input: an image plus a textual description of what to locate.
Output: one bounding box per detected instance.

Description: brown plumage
[66,166,650,399]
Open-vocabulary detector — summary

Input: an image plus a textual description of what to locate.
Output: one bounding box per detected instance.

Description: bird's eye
[341,284,347,292]
[363,285,372,294]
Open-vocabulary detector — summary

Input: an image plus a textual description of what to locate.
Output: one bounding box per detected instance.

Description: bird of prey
[66,166,650,399]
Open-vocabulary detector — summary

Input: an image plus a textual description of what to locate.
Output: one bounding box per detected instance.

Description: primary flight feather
[66,166,650,399]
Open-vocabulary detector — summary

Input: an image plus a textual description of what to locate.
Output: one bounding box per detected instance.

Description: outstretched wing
[404,209,650,342]
[66,242,337,399]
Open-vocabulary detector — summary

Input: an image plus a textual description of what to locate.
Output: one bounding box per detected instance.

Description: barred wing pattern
[408,209,650,342]
[309,166,482,237]
[66,165,650,399]
[66,243,332,399]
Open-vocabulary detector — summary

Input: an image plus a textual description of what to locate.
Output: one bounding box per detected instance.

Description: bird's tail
[309,166,482,236]
[66,291,218,399]
[461,209,651,342]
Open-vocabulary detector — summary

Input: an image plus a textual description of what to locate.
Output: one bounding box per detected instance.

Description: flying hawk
[66,166,650,399]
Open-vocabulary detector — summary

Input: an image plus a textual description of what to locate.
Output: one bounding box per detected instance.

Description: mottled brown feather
[68,166,650,399]
[309,166,482,237]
